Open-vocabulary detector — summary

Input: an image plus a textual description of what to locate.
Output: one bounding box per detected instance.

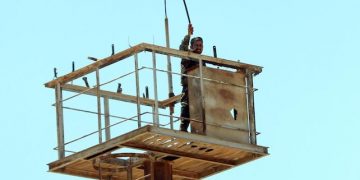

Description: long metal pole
[182,0,192,24]
[55,83,65,159]
[103,96,111,141]
[164,0,174,129]
[198,59,206,134]
[152,51,159,127]
[134,53,142,128]
[96,68,103,144]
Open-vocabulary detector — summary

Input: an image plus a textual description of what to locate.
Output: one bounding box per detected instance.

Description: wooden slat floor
[48,125,268,179]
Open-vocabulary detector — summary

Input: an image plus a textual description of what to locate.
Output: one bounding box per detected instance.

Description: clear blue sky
[1,0,359,179]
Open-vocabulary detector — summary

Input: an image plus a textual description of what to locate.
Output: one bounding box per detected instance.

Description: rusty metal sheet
[188,67,250,144]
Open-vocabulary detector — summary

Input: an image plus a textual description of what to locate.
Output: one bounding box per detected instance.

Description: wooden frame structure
[45,43,267,179]
[48,126,268,180]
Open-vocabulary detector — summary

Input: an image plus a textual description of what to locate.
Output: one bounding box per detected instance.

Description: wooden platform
[48,125,268,179]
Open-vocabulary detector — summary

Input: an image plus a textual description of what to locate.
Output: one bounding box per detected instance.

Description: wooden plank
[140,43,263,74]
[160,94,182,108]
[61,84,159,108]
[148,126,268,155]
[45,43,145,88]
[123,141,237,166]
[44,43,262,88]
[61,84,180,109]
[172,169,200,179]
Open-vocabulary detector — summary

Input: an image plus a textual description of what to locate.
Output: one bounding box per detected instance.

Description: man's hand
[188,23,193,36]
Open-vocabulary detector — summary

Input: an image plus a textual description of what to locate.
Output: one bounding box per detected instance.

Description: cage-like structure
[45,43,268,180]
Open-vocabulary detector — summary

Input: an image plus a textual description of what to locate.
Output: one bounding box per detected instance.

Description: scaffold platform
[48,125,268,180]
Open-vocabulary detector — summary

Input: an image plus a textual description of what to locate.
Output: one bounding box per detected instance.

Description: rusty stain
[219,89,234,100]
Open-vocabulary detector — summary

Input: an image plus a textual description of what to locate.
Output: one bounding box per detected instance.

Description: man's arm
[179,24,193,51]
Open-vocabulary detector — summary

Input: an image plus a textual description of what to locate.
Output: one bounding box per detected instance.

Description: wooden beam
[160,94,182,107]
[172,169,200,180]
[44,43,145,88]
[140,43,263,74]
[149,126,268,155]
[123,141,237,166]
[61,84,181,109]
[61,84,159,108]
[44,43,262,88]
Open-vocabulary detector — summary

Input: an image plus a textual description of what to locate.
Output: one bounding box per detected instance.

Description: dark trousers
[180,85,190,131]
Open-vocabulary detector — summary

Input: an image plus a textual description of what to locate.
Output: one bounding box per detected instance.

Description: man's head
[190,37,203,54]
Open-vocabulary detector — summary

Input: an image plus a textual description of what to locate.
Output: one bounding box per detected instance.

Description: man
[179,24,205,132]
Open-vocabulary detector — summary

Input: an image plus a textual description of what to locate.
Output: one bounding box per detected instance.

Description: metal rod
[55,83,65,159]
[198,58,206,134]
[54,68,58,78]
[213,46,217,58]
[134,53,142,128]
[182,0,192,24]
[104,96,111,141]
[72,61,75,72]
[112,44,115,56]
[164,0,168,18]
[82,77,90,88]
[96,68,103,144]
[61,107,165,126]
[53,113,146,148]
[152,51,159,126]
[165,11,174,130]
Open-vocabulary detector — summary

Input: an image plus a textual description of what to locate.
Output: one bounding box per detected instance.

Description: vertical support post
[144,160,153,180]
[198,59,206,134]
[96,68,103,144]
[127,158,133,180]
[246,70,257,144]
[134,53,142,128]
[104,96,111,141]
[152,51,159,127]
[55,83,65,159]
[165,16,174,130]
[144,160,172,180]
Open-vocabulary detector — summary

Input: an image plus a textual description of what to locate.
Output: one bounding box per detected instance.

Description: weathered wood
[159,94,181,107]
[149,126,268,155]
[140,43,263,74]
[44,43,262,88]
[172,169,199,179]
[61,84,181,109]
[246,71,257,144]
[198,58,206,134]
[123,141,236,166]
[61,84,160,108]
[49,125,268,180]
[45,43,144,88]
